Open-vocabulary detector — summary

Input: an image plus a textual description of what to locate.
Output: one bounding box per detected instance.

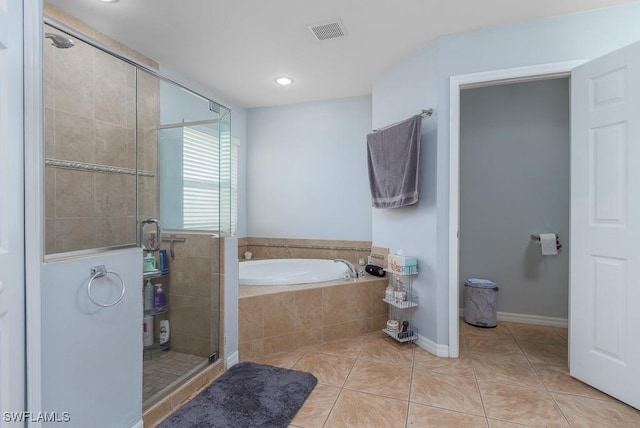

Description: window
[182,126,237,234]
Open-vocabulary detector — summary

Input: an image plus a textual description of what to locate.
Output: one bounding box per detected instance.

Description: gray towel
[367,115,421,208]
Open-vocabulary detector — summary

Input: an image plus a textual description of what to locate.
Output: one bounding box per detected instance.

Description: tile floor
[244,321,640,427]
[143,349,206,404]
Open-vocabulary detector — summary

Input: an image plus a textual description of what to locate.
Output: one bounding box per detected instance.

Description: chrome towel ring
[87,265,125,308]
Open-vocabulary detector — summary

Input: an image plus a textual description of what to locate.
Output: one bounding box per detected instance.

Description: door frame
[448,60,586,358]
[24,0,44,422]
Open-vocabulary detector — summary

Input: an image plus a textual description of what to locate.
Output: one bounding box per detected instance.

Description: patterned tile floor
[242,321,640,427]
[143,349,206,404]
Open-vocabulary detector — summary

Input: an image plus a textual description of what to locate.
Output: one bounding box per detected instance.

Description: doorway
[458,78,570,328]
[448,61,585,358]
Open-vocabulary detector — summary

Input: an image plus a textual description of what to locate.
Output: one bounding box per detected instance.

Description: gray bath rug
[158,361,318,428]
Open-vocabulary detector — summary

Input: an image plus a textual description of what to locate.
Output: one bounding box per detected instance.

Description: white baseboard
[130,420,143,428]
[226,351,239,369]
[415,333,451,358]
[459,308,567,328]
[497,311,568,328]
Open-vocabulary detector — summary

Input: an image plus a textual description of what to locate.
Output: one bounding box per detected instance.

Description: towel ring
[87,265,125,308]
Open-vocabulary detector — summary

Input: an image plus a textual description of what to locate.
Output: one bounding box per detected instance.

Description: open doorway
[448,61,585,359]
[458,78,570,328]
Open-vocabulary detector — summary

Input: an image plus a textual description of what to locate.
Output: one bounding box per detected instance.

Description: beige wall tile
[239,340,264,360]
[54,41,95,119]
[44,108,55,157]
[322,285,351,326]
[94,173,136,217]
[95,216,136,248]
[54,217,96,252]
[95,123,135,169]
[263,334,295,354]
[293,288,323,331]
[55,169,95,218]
[238,296,264,343]
[263,293,296,337]
[323,319,371,342]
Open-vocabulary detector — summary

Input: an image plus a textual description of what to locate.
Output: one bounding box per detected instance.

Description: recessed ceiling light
[98,0,119,3]
[275,77,293,86]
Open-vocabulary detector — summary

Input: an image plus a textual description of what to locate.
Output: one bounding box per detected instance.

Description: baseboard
[459,308,567,328]
[415,333,450,358]
[130,420,143,428]
[497,311,568,328]
[226,351,239,368]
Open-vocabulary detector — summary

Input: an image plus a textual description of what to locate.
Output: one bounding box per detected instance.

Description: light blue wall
[371,41,439,341]
[460,79,570,319]
[246,95,372,240]
[372,3,640,346]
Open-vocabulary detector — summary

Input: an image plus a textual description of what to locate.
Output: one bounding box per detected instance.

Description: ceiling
[45,0,637,108]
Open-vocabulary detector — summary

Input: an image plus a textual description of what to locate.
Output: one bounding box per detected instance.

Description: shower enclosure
[43,12,230,411]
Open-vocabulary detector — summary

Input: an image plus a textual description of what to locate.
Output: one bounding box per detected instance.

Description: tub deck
[239,275,386,298]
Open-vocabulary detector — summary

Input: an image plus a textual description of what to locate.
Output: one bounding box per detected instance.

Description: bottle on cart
[393,277,406,303]
[385,283,394,301]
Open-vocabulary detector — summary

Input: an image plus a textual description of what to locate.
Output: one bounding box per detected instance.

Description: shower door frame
[24,4,233,422]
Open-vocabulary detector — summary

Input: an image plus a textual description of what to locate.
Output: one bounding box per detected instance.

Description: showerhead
[45,32,75,49]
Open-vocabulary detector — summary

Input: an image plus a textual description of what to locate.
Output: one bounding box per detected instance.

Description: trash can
[464,278,498,328]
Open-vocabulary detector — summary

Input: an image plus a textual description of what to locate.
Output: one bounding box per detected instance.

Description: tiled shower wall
[43,5,159,254]
[238,237,372,266]
[161,233,221,358]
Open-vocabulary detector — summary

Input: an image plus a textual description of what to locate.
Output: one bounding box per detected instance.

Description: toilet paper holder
[530,233,557,242]
[531,233,562,252]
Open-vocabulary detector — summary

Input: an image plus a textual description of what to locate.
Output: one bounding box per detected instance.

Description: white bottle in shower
[143,315,154,347]
[144,280,154,313]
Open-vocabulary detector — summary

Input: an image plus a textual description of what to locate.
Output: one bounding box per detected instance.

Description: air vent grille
[308,20,347,41]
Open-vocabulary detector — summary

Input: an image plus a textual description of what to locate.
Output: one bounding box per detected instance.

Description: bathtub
[239,258,349,286]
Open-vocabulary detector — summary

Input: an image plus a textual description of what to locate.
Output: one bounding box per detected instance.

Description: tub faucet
[334,259,358,279]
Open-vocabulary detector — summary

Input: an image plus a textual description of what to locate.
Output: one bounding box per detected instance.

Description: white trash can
[464,278,498,328]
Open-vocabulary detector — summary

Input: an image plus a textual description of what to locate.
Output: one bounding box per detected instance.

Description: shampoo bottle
[154,283,166,312]
[159,320,170,348]
[143,315,154,347]
[143,252,156,272]
[144,279,154,313]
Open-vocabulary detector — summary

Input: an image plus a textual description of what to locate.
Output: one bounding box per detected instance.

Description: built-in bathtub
[238,258,388,360]
[239,258,349,285]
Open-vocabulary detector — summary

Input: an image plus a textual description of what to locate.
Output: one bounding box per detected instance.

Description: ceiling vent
[308,19,347,41]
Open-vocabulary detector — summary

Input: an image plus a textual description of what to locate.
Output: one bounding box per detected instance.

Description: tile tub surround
[239,277,388,359]
[238,237,372,267]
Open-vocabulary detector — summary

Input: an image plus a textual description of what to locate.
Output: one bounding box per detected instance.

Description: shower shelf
[143,268,170,354]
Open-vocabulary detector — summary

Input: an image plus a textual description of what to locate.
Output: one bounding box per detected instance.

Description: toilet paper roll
[540,233,558,256]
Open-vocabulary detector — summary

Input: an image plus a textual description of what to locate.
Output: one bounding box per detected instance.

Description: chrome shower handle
[139,218,162,252]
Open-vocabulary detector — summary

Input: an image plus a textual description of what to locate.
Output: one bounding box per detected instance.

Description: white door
[0,0,26,421]
[570,41,640,409]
